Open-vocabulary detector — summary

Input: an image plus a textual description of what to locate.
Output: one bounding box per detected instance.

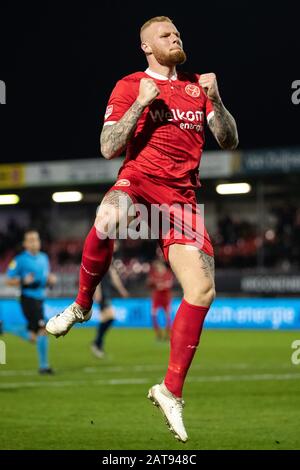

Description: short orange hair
[140,16,173,38]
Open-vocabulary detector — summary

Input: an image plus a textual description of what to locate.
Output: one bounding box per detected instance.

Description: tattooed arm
[199,73,239,150]
[100,78,160,159]
[100,100,145,159]
[208,101,239,150]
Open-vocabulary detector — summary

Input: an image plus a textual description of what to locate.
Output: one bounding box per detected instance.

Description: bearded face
[141,21,187,67]
[151,44,187,66]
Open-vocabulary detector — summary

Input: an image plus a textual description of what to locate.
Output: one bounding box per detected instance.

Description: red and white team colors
[104,68,215,259]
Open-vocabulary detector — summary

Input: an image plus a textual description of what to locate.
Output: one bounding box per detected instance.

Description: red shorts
[107,168,214,262]
[152,292,172,311]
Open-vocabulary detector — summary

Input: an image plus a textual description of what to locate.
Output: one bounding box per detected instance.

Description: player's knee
[184,282,215,307]
[208,285,216,304]
[94,206,122,237]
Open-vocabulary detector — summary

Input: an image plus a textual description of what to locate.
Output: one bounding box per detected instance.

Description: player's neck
[26,249,39,256]
[147,64,176,80]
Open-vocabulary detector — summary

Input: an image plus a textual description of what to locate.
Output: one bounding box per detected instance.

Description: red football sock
[164,299,209,398]
[75,226,114,309]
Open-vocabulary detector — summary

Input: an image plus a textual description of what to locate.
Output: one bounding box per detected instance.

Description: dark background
[0,0,299,163]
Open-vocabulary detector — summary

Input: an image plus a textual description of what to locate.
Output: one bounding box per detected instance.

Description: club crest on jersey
[185,84,200,98]
[105,105,113,120]
[115,179,131,187]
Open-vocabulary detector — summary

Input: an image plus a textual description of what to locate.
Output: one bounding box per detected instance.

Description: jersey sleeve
[6,257,21,278]
[103,79,136,126]
[205,96,214,124]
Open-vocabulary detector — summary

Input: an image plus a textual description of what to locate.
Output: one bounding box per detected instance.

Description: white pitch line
[0,362,294,377]
[0,373,300,390]
[0,378,149,389]
[186,372,300,383]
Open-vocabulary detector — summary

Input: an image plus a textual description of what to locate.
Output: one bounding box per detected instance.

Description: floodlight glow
[52,191,83,203]
[0,194,20,205]
[216,183,251,195]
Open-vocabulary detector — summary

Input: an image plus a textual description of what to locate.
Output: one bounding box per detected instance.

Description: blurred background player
[5,230,57,374]
[148,259,173,341]
[91,263,129,358]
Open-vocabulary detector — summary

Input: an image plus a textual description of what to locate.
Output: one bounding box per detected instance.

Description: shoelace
[71,304,86,321]
[170,398,185,420]
[56,304,85,323]
[174,399,185,418]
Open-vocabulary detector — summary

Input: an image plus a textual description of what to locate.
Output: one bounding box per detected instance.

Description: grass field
[0,327,300,450]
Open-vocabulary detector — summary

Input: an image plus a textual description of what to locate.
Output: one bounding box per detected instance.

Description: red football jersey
[103,68,214,188]
[148,267,174,295]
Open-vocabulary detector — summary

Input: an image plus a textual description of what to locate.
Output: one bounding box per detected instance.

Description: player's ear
[141,41,152,55]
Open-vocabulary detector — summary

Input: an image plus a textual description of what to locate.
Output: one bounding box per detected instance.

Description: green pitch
[0,327,300,450]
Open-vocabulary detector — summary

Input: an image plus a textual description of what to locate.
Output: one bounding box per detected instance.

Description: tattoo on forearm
[208,101,239,150]
[100,100,145,158]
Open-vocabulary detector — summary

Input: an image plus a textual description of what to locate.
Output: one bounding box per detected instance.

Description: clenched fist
[199,73,221,103]
[137,78,160,107]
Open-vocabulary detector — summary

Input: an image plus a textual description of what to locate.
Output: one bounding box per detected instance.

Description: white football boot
[148,382,188,443]
[46,302,92,338]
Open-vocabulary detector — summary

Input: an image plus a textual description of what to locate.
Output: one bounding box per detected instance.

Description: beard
[151,46,187,66]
